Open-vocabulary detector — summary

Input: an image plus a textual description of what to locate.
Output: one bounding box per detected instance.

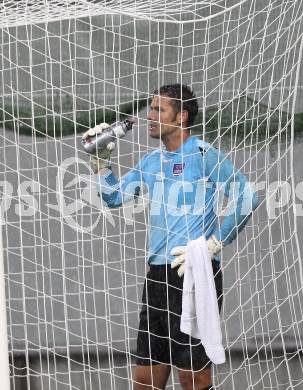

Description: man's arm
[204,147,259,246]
[96,161,144,208]
[171,145,259,277]
[82,123,145,209]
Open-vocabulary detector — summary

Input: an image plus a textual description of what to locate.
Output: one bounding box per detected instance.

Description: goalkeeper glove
[170,235,223,278]
[82,123,115,173]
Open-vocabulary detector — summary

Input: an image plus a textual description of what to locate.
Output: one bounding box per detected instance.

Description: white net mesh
[1,0,303,389]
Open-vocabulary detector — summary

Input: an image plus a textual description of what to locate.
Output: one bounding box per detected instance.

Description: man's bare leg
[133,364,171,390]
[178,367,212,390]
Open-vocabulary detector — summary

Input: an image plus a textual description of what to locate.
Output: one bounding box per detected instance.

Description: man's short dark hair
[153,84,199,127]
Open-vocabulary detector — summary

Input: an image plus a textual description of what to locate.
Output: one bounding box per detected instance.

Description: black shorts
[136,260,223,370]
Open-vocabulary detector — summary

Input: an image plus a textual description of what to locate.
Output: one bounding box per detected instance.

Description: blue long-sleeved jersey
[97,136,259,265]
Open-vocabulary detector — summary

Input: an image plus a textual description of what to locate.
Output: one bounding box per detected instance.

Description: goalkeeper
[83,84,259,390]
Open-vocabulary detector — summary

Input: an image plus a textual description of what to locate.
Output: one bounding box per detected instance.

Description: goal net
[1,0,303,389]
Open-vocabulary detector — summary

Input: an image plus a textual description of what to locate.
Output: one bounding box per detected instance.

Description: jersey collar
[161,136,195,158]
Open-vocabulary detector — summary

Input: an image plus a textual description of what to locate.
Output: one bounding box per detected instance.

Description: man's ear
[177,110,189,127]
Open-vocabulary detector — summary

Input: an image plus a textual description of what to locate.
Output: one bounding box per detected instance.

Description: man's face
[147,95,180,139]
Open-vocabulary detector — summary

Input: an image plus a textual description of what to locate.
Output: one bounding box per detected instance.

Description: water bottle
[81,119,134,154]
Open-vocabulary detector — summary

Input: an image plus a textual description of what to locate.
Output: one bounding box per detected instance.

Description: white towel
[180,236,225,364]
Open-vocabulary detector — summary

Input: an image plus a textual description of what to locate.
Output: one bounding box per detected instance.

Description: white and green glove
[170,235,223,277]
[82,123,115,174]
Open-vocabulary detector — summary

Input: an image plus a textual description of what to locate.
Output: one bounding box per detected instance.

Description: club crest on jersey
[172,163,185,176]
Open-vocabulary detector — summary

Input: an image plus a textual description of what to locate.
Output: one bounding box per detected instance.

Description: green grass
[191,96,303,143]
[1,95,302,142]
[0,97,148,137]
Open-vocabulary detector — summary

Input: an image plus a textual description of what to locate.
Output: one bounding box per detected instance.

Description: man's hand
[170,246,187,277]
[82,123,115,174]
[170,235,223,277]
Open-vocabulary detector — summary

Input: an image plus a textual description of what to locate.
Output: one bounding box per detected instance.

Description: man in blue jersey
[83,84,259,390]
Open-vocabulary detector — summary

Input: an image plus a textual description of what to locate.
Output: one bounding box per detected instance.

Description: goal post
[0,1,303,389]
[0,221,10,390]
